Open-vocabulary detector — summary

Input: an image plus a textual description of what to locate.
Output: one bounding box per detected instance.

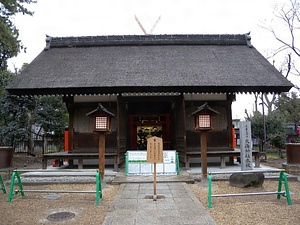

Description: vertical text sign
[147,136,163,163]
[240,121,253,171]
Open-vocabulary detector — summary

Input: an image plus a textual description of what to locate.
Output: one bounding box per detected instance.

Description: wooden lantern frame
[195,114,212,131]
[94,115,110,132]
[86,103,115,180]
[189,102,220,182]
[189,102,220,132]
[86,103,115,133]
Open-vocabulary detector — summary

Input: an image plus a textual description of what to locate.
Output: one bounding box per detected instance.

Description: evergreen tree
[0,0,36,70]
[275,92,300,132]
[250,110,286,150]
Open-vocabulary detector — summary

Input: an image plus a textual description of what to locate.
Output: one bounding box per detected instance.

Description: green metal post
[283,172,292,205]
[8,172,24,202]
[277,172,292,205]
[176,153,180,175]
[0,175,6,194]
[96,171,102,205]
[277,171,282,197]
[7,173,15,202]
[208,174,212,208]
[125,153,128,176]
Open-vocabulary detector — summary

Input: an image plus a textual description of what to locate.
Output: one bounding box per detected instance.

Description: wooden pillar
[176,94,187,165]
[226,94,234,149]
[99,133,105,180]
[181,94,187,155]
[116,94,124,166]
[227,94,235,164]
[63,96,74,167]
[201,132,208,179]
[66,96,74,152]
[116,95,120,164]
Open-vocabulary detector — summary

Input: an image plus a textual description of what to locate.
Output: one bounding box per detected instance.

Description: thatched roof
[7,34,293,96]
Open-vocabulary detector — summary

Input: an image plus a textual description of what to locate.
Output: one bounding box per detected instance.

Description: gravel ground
[189,155,300,225]
[189,179,300,225]
[1,155,119,225]
[0,183,119,224]
[1,154,299,225]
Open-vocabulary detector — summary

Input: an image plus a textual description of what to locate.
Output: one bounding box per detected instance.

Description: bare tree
[271,0,300,58]
[252,0,300,117]
[266,0,300,79]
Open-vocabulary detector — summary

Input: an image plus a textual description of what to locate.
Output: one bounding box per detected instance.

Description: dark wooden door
[129,114,171,150]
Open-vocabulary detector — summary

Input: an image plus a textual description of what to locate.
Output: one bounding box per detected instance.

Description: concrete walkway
[102,163,295,225]
[103,182,216,225]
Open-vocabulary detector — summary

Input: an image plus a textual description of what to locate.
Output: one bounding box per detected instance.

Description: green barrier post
[207,174,212,208]
[125,153,128,176]
[0,175,6,194]
[207,171,291,208]
[176,153,180,175]
[277,171,292,205]
[96,171,102,205]
[8,171,24,202]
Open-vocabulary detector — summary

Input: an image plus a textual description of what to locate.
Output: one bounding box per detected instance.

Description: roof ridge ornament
[244,32,253,48]
[47,34,248,48]
[44,35,52,51]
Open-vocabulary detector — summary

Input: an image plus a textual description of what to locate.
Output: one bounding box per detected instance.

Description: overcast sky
[8,0,297,119]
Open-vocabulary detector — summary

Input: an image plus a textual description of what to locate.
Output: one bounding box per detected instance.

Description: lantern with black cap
[189,102,220,183]
[86,103,115,133]
[86,103,115,179]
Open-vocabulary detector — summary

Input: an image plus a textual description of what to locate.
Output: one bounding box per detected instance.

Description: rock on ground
[229,172,265,188]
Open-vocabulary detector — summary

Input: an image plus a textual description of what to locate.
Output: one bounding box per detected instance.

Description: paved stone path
[103,182,216,225]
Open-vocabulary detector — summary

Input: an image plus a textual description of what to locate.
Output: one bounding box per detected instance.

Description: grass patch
[266,152,283,159]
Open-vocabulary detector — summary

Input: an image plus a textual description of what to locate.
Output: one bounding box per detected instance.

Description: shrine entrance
[126,96,179,151]
[129,114,171,150]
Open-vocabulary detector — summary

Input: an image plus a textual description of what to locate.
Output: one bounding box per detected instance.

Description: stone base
[282,163,300,175]
[144,194,165,201]
[229,173,265,188]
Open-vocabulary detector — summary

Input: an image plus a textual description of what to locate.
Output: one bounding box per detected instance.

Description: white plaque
[164,163,176,173]
[128,163,140,174]
[126,150,177,175]
[140,163,152,174]
[128,151,147,162]
[163,151,176,163]
[156,163,164,173]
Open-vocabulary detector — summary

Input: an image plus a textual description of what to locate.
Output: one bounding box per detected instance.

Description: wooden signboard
[147,136,163,163]
[147,136,163,201]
